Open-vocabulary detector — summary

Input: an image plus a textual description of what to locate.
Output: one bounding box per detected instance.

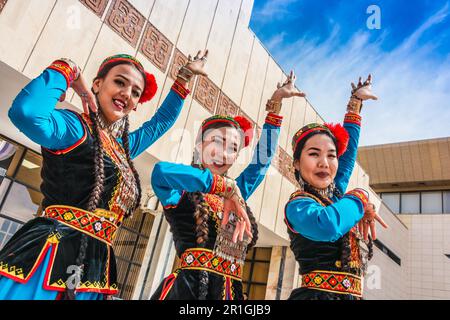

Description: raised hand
[357,203,389,241]
[71,73,98,114]
[351,74,378,101]
[185,49,209,76]
[272,70,306,101]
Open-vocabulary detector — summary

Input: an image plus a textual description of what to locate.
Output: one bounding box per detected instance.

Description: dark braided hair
[122,116,142,217]
[191,191,210,299]
[63,60,145,299]
[293,130,373,276]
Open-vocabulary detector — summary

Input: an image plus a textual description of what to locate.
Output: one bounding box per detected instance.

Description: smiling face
[92,63,145,124]
[294,133,338,189]
[198,126,242,176]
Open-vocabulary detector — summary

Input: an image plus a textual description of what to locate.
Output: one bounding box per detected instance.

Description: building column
[265,246,297,300]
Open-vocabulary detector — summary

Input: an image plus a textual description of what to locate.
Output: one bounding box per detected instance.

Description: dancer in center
[150,72,304,300]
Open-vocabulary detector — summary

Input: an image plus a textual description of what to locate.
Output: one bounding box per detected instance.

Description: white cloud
[252,0,301,21]
[268,2,450,146]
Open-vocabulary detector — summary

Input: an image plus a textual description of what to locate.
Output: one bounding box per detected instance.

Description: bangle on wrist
[347,95,362,114]
[266,98,282,114]
[177,65,194,83]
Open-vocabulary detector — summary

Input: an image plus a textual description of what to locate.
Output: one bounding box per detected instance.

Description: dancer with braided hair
[0,50,208,300]
[284,75,389,300]
[150,71,304,300]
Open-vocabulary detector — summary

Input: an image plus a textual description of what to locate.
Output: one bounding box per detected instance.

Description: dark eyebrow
[116,74,143,92]
[306,147,321,152]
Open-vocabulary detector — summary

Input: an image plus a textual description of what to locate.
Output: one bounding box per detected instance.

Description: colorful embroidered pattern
[44,205,119,245]
[302,270,362,297]
[265,112,283,127]
[201,115,240,131]
[171,80,190,99]
[81,113,138,218]
[180,248,242,280]
[291,123,331,154]
[210,174,227,196]
[47,60,78,88]
[344,112,362,126]
[345,189,369,208]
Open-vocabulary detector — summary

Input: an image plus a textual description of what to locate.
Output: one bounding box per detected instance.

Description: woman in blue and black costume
[151,71,305,300]
[0,50,208,300]
[284,75,388,300]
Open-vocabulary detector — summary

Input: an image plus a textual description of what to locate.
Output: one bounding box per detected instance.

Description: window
[381,193,400,213]
[443,192,450,213]
[0,216,23,250]
[242,247,271,300]
[1,181,43,222]
[113,209,155,300]
[401,193,420,214]
[421,192,442,214]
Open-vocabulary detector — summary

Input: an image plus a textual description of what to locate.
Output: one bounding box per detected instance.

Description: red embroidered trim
[345,189,369,207]
[47,61,77,88]
[344,112,362,126]
[180,248,242,280]
[302,270,362,297]
[171,80,190,99]
[210,174,226,196]
[44,205,119,245]
[265,112,283,127]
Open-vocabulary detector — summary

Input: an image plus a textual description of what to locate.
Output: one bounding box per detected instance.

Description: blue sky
[250,0,450,146]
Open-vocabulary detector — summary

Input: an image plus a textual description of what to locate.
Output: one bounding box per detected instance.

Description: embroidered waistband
[44,205,120,246]
[301,270,362,297]
[180,248,242,280]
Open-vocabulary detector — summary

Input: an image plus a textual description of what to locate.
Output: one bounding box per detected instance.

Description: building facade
[358,138,450,299]
[0,0,413,299]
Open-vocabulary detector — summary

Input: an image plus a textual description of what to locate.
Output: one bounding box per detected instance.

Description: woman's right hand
[222,186,253,243]
[71,73,98,114]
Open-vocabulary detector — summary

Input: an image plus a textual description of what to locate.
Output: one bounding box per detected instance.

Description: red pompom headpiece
[139,72,157,103]
[323,123,349,157]
[233,116,254,148]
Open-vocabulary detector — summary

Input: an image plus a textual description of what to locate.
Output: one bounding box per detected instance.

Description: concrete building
[358,138,450,299]
[0,0,439,300]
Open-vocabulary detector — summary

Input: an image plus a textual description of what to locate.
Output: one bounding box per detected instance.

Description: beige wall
[398,214,450,299]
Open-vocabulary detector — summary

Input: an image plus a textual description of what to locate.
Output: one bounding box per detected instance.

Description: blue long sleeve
[285,194,365,242]
[8,69,84,150]
[236,122,280,200]
[118,90,184,159]
[151,162,214,208]
[334,116,361,194]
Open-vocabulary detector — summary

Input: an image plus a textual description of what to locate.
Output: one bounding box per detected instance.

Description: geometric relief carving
[139,22,173,73]
[193,76,219,114]
[275,147,296,185]
[0,0,7,15]
[169,48,195,91]
[106,0,145,48]
[216,91,239,117]
[79,0,109,18]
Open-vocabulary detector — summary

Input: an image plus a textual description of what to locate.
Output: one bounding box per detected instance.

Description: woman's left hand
[351,74,378,101]
[185,49,209,76]
[71,73,98,114]
[358,203,389,241]
[271,70,306,101]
